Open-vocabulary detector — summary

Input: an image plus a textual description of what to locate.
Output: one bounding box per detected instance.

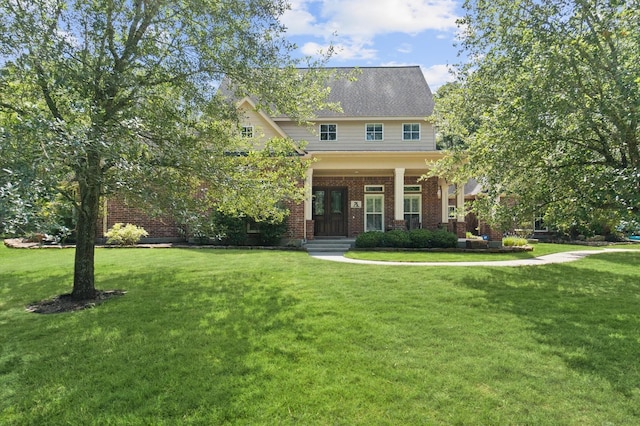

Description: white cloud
[397,43,413,54]
[282,0,459,42]
[421,64,455,90]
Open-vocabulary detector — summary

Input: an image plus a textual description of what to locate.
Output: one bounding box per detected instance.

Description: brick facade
[101,199,183,241]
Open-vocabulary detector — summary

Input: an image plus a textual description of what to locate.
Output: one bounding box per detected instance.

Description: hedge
[355,228,458,249]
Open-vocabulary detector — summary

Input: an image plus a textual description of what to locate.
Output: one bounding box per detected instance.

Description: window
[241,126,253,138]
[403,123,420,140]
[534,214,548,232]
[365,195,384,232]
[448,206,457,219]
[365,123,383,141]
[404,185,421,193]
[365,185,384,193]
[320,124,337,141]
[404,195,421,229]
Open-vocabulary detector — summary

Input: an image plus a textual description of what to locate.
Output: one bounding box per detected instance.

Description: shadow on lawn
[2,265,302,422]
[458,252,640,396]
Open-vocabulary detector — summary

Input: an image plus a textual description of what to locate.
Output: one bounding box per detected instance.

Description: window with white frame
[241,126,253,138]
[402,123,420,140]
[365,185,384,193]
[365,195,384,232]
[320,124,337,141]
[404,195,421,229]
[365,123,383,141]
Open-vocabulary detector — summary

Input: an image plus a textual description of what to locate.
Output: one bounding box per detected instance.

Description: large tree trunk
[72,161,102,300]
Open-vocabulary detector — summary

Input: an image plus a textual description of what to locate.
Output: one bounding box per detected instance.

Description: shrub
[356,229,458,249]
[256,218,288,246]
[105,223,148,246]
[212,212,248,245]
[409,228,433,248]
[503,236,528,247]
[431,228,458,248]
[382,229,412,248]
[355,231,384,248]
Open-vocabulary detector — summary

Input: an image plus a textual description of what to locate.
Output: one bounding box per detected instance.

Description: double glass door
[313,187,347,236]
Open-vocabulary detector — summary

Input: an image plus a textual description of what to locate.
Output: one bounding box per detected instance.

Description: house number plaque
[351,201,362,208]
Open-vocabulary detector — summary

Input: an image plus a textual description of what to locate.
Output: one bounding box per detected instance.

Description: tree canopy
[0,0,335,299]
[432,0,640,233]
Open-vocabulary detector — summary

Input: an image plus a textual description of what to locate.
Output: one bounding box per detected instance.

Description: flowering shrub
[105,223,148,246]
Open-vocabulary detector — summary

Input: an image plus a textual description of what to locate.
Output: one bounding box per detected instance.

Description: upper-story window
[365,123,383,141]
[241,126,253,138]
[403,123,420,140]
[320,124,337,141]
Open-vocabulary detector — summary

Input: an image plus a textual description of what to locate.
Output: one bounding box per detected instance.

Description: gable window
[241,126,253,138]
[365,123,383,141]
[403,123,420,140]
[320,124,337,141]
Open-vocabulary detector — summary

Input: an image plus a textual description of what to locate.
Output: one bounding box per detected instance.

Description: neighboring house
[100,66,487,243]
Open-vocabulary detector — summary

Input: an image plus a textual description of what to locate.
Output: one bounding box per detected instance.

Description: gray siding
[278,120,436,151]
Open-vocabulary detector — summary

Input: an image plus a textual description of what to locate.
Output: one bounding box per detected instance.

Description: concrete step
[304,238,355,253]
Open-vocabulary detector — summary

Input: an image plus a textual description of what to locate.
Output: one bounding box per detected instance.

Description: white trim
[365,185,384,193]
[402,122,421,141]
[319,123,338,141]
[404,194,422,228]
[365,194,384,232]
[236,97,288,139]
[365,123,384,141]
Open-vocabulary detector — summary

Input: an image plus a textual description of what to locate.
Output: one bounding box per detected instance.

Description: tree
[0,0,334,300]
[432,0,640,231]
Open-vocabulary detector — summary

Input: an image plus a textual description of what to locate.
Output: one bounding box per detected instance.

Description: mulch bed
[26,290,126,314]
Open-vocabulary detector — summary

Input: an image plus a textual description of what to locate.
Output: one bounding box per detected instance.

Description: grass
[346,242,640,262]
[1,243,640,424]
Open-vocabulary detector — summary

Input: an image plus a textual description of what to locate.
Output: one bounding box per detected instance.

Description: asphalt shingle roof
[219,66,434,119]
[316,66,434,118]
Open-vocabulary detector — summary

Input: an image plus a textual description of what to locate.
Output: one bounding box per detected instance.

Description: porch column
[456,181,465,222]
[439,179,449,223]
[304,168,313,221]
[394,168,405,221]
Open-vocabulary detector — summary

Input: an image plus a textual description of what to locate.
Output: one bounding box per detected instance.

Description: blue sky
[281,0,465,91]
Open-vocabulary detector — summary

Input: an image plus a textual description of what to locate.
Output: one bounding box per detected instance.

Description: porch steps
[304,238,356,254]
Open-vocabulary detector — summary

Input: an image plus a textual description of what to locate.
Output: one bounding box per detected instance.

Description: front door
[313,187,347,237]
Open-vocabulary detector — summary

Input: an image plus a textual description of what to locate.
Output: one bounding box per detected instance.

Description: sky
[280,0,466,91]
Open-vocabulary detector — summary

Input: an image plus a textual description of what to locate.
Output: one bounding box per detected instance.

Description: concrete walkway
[309,248,634,267]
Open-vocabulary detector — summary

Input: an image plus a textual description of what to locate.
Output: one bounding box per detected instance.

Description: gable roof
[315,66,434,118]
[219,66,434,120]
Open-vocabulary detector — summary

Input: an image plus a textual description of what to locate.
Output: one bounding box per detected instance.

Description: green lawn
[1,243,639,424]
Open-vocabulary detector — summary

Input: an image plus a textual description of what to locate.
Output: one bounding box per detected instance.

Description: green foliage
[431,0,640,229]
[255,218,288,246]
[502,236,528,247]
[105,223,149,246]
[356,229,458,249]
[0,0,336,296]
[430,228,459,248]
[354,231,384,248]
[382,229,413,248]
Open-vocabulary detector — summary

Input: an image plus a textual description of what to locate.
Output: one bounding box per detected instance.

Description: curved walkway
[310,248,634,267]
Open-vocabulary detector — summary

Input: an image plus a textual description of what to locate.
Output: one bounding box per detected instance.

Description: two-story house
[101,66,475,243]
[231,66,469,242]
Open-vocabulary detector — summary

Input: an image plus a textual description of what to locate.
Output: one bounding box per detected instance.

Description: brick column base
[479,222,503,241]
[305,220,315,241]
[454,221,466,238]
